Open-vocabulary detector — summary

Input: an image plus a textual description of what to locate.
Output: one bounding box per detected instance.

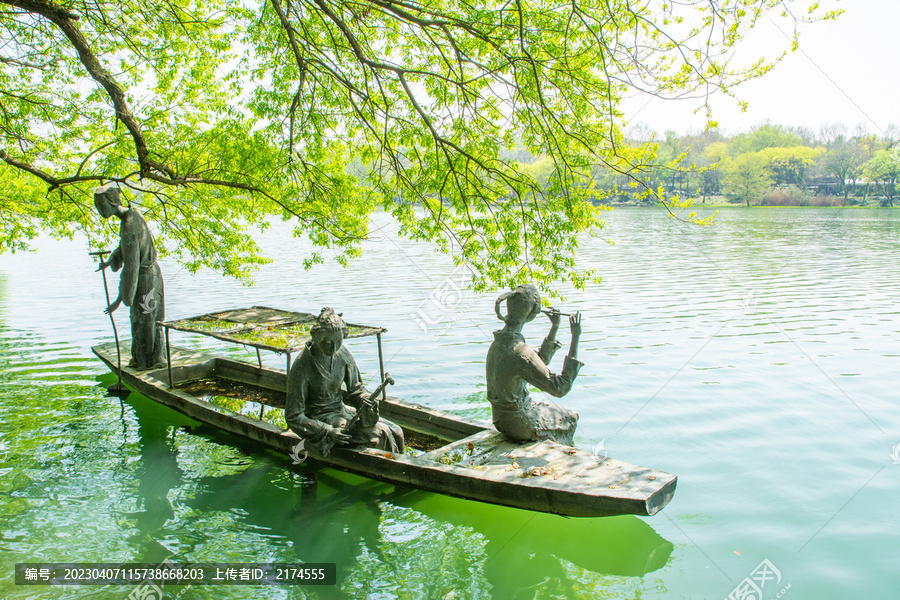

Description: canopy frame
[159,306,387,398]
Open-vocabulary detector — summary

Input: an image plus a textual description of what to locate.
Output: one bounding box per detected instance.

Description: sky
[619,0,899,138]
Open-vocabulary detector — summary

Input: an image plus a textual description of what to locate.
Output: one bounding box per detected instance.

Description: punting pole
[165,326,173,389]
[376,330,387,401]
[90,250,130,398]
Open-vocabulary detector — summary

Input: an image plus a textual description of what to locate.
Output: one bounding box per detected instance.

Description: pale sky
[620,0,899,139]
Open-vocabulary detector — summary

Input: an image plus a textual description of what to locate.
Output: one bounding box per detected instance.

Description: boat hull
[93,341,676,517]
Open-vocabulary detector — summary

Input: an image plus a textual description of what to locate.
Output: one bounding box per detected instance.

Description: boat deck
[419,429,673,503]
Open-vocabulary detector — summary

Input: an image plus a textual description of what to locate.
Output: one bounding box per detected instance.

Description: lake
[1,207,898,599]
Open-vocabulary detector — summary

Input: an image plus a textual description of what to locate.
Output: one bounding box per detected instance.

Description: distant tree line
[515,123,900,207]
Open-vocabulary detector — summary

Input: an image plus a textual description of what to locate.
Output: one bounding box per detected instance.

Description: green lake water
[1,207,898,599]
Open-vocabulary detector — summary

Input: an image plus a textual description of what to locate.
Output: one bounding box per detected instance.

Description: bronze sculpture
[285,308,404,456]
[94,185,166,370]
[485,285,582,444]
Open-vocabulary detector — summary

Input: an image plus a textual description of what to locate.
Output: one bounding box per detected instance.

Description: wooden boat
[93,307,676,517]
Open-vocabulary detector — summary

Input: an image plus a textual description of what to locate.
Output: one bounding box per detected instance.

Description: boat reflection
[120,385,673,598]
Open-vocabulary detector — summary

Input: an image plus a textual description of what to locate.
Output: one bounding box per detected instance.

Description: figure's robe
[108,209,165,369]
[285,343,404,456]
[486,330,582,445]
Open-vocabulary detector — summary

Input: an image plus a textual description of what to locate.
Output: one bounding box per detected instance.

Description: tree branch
[0,0,176,180]
[0,54,56,70]
[270,0,308,155]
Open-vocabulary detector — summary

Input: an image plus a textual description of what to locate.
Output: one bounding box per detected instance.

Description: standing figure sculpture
[285,308,404,457]
[486,285,583,445]
[94,185,166,370]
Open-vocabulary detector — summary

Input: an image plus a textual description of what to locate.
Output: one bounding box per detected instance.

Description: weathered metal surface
[93,185,165,370]
[487,285,581,445]
[93,341,676,517]
[416,430,677,516]
[160,305,385,354]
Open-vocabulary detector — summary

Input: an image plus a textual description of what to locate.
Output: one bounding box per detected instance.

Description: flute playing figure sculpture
[94,185,166,370]
[486,285,583,445]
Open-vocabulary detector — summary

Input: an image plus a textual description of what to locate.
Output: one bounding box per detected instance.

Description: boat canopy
[161,305,386,354]
[160,306,389,386]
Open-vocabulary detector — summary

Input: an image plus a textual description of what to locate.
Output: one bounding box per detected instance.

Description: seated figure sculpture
[486,285,583,445]
[285,308,404,457]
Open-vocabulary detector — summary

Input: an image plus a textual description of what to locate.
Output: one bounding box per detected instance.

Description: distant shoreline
[606,199,899,209]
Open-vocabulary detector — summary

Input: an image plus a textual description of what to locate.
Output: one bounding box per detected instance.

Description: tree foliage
[863,150,900,206]
[722,152,772,206]
[756,145,822,186]
[0,0,839,292]
[820,136,866,201]
[727,123,803,155]
[610,122,898,207]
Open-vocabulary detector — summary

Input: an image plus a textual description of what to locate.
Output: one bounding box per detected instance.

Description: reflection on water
[110,387,672,599]
[2,208,899,598]
[127,415,184,561]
